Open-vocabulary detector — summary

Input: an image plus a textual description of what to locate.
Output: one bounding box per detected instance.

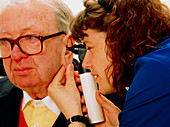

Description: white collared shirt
[22,91,61,116]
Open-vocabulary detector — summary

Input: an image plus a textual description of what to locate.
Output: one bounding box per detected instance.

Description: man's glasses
[0,31,66,58]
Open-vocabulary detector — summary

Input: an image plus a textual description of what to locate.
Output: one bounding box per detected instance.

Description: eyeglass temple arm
[43,31,66,40]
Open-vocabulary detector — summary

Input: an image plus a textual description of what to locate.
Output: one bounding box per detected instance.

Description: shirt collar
[22,91,61,116]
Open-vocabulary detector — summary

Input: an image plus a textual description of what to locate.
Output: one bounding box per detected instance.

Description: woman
[48,0,170,126]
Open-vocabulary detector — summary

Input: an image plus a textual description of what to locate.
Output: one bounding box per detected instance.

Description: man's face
[0,2,66,98]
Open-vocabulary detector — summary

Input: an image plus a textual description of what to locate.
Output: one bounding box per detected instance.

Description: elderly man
[0,0,74,126]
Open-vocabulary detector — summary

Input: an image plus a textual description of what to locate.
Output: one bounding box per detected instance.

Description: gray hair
[0,0,74,34]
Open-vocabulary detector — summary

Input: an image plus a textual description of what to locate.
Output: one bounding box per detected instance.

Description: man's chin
[14,76,38,88]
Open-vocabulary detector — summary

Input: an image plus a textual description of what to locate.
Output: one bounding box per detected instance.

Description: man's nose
[11,44,28,61]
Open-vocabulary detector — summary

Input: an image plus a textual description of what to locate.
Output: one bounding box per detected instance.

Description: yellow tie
[23,100,58,127]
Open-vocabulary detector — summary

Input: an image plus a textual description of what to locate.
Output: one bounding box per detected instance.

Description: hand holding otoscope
[67,45,104,124]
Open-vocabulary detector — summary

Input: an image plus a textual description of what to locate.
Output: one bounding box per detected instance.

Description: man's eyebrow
[21,25,39,33]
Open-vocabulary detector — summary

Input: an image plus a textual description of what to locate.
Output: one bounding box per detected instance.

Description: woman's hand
[94,91,121,127]
[48,64,83,119]
[78,85,88,117]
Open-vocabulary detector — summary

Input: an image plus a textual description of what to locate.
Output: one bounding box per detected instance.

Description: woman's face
[82,29,115,94]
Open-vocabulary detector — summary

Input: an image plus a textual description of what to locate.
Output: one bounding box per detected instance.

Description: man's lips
[14,67,32,71]
[13,67,33,75]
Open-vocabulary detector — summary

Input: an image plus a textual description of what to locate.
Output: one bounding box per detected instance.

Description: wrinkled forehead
[0,0,29,15]
[0,1,56,22]
[0,1,58,35]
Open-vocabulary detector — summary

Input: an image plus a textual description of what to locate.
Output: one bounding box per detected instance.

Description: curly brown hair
[105,0,170,97]
[70,0,170,97]
[70,0,108,42]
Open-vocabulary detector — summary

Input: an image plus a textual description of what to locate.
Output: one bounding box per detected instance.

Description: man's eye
[1,40,8,44]
[25,37,39,43]
[28,37,36,40]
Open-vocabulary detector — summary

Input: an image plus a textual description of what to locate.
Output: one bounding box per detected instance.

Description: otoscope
[67,45,104,124]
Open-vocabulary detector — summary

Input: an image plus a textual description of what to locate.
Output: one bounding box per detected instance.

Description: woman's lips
[91,73,99,80]
[95,75,99,80]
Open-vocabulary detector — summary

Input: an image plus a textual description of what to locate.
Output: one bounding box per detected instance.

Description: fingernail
[69,35,74,44]
[96,91,101,97]
[62,64,66,68]
[67,64,73,71]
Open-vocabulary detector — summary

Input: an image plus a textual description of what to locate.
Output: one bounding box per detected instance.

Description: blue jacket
[119,36,170,127]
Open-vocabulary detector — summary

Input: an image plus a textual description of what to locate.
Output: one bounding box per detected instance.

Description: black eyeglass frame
[0,31,66,59]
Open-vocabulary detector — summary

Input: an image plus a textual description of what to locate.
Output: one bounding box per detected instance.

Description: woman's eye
[86,47,92,50]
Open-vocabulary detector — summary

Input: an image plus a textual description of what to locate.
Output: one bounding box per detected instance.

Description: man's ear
[63,34,75,65]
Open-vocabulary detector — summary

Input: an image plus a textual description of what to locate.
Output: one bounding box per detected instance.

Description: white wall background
[63,0,169,16]
[161,0,170,7]
[62,0,84,16]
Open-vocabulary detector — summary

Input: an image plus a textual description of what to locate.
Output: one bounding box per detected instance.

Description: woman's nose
[82,51,92,69]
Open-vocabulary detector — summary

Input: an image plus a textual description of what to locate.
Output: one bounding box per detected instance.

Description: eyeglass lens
[0,36,42,58]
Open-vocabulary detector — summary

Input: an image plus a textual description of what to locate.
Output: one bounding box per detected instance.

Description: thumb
[96,91,118,111]
[96,91,121,126]
[66,64,75,85]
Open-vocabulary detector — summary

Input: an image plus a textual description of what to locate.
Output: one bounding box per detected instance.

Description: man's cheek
[3,61,10,74]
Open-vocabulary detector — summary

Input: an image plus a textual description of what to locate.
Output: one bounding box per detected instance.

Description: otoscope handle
[78,63,104,123]
[79,72,104,124]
